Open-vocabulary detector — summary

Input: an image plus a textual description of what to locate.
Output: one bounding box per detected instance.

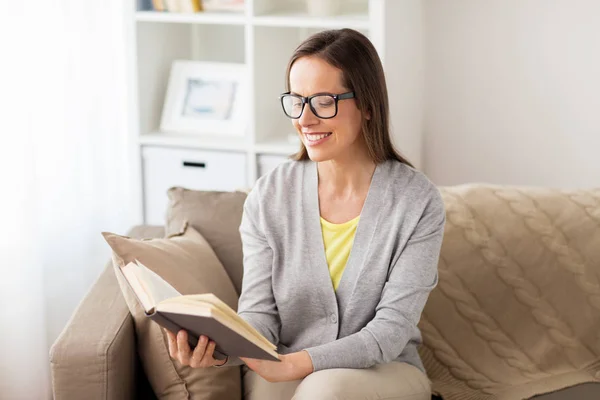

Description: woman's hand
[240,351,314,382]
[165,329,227,368]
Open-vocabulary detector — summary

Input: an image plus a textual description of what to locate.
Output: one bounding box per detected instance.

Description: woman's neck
[317,154,376,197]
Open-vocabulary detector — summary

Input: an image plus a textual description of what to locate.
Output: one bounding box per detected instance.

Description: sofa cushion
[165,187,248,295]
[102,223,241,400]
[419,185,600,400]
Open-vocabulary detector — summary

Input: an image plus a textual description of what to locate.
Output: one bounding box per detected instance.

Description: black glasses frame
[279,91,355,119]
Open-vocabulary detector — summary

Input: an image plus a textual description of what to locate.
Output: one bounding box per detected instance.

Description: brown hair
[286,28,414,168]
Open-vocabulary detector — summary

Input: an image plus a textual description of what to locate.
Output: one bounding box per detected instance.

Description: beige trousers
[243,362,431,400]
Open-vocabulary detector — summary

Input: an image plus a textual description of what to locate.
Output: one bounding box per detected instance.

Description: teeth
[305,133,331,141]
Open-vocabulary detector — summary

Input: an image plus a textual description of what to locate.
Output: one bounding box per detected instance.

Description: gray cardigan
[233,159,445,373]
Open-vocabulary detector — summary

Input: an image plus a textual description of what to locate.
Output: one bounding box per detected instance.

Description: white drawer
[142,146,247,225]
[257,154,290,178]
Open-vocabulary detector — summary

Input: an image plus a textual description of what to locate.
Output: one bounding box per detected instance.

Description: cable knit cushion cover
[419,185,600,400]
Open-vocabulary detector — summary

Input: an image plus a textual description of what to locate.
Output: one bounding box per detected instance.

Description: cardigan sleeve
[236,185,281,348]
[217,186,282,368]
[304,186,446,371]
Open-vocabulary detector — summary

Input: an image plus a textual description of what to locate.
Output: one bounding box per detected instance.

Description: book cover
[116,259,279,362]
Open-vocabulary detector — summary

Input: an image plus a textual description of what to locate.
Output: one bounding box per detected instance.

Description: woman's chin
[306,148,333,162]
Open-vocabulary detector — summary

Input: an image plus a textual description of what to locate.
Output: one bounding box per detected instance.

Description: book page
[134,259,181,307]
[190,294,277,350]
[121,262,154,313]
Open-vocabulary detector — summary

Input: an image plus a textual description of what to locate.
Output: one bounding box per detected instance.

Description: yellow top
[320,215,360,291]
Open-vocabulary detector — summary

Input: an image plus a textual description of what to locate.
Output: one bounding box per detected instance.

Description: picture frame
[160,60,247,136]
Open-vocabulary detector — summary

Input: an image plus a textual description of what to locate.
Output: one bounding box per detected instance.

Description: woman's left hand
[240,351,314,383]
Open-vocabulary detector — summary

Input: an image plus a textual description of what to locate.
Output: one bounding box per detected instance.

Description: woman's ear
[360,102,371,120]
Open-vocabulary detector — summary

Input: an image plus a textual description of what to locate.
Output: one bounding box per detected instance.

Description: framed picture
[160,60,247,136]
[202,0,245,12]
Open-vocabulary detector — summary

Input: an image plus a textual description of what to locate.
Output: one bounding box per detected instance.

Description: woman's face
[289,56,365,163]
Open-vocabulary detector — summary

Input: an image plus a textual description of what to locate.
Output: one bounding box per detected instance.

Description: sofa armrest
[50,260,137,400]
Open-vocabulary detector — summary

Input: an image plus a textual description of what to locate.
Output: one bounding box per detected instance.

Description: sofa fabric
[51,186,600,400]
[165,187,248,295]
[419,185,600,399]
[102,223,241,400]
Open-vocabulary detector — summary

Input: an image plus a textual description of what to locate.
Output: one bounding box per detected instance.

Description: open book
[117,259,279,362]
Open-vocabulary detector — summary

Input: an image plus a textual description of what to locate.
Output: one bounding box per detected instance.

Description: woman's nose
[298,104,319,126]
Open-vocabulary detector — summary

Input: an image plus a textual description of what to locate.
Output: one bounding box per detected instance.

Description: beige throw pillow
[102,223,241,400]
[165,187,248,295]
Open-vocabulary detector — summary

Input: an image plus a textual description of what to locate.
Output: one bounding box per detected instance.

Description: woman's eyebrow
[289,90,341,96]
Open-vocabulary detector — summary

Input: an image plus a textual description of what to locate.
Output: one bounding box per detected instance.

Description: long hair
[286,28,414,167]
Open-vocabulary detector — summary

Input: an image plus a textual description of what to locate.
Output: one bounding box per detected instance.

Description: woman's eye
[317,100,334,107]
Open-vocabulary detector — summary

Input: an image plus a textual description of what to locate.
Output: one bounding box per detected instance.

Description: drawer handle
[182,161,206,169]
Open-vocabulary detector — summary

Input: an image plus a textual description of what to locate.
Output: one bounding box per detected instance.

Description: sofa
[50,184,600,399]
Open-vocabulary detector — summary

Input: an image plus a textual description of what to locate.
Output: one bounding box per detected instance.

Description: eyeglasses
[279,91,355,119]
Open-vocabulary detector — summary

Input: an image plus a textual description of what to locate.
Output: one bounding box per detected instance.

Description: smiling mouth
[304,132,332,142]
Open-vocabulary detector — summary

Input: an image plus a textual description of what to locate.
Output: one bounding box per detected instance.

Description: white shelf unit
[135,10,247,25]
[127,0,424,225]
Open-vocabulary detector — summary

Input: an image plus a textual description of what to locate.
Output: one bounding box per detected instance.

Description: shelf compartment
[142,145,247,224]
[135,23,246,138]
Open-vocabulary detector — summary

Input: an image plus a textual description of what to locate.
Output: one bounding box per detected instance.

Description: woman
[166,28,445,400]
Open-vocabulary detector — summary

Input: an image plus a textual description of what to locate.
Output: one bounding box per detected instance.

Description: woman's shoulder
[249,159,306,200]
[384,159,433,189]
[384,159,444,209]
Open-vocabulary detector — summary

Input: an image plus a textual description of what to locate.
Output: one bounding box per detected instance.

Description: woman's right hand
[165,329,226,368]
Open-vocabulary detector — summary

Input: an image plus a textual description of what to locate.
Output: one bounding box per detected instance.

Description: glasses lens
[282,95,303,118]
[310,95,336,118]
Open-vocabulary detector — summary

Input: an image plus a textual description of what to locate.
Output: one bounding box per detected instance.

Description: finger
[203,340,217,367]
[176,330,191,365]
[239,356,250,367]
[189,335,208,368]
[165,329,177,358]
[241,357,259,371]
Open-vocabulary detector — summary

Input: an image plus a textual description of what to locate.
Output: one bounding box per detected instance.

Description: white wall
[423,0,600,188]
[374,0,424,169]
